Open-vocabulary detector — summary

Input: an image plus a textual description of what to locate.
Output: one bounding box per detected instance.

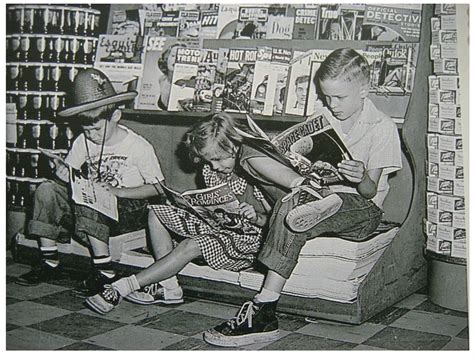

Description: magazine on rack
[159,182,260,235]
[236,113,352,186]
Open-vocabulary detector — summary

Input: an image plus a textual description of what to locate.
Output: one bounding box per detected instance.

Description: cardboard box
[452,212,465,228]
[427,162,439,177]
[427,207,452,226]
[437,225,465,241]
[428,117,455,134]
[438,194,465,212]
[440,43,458,58]
[438,164,463,180]
[428,148,456,165]
[440,14,457,30]
[426,237,452,255]
[428,104,439,118]
[427,133,438,149]
[438,75,459,90]
[431,16,441,31]
[427,192,438,209]
[433,58,458,74]
[438,134,462,150]
[439,103,460,119]
[432,29,457,44]
[430,45,441,60]
[425,220,438,238]
[427,177,454,195]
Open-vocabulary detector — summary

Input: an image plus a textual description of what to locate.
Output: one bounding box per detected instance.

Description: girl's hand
[239,202,258,223]
[337,159,367,184]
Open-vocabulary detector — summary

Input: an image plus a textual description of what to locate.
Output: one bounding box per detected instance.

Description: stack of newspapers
[120,225,399,304]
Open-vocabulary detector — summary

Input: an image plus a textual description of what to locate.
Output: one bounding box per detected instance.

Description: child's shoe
[285,193,343,233]
[203,300,280,347]
[15,262,63,286]
[73,271,120,297]
[124,282,184,305]
[85,285,122,315]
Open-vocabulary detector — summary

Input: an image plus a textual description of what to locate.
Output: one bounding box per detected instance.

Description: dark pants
[27,180,148,245]
[258,192,383,279]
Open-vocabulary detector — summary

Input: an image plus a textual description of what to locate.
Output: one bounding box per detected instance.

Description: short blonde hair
[184,113,243,163]
[316,48,370,85]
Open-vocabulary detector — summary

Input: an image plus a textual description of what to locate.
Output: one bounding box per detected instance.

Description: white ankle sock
[159,276,180,290]
[112,275,140,297]
[254,288,281,303]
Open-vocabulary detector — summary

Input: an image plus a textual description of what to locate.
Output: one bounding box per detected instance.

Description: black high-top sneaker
[16,261,63,286]
[203,300,280,347]
[72,271,120,297]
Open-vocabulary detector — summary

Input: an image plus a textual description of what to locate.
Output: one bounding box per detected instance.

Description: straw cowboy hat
[58,68,137,117]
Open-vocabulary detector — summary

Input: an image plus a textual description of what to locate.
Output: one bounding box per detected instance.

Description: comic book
[94,34,145,102]
[317,4,365,40]
[292,5,319,40]
[158,182,260,235]
[234,6,269,39]
[193,49,219,112]
[200,8,219,39]
[167,47,201,111]
[360,4,422,42]
[221,48,258,113]
[266,4,293,40]
[109,7,141,36]
[264,47,293,116]
[135,36,201,111]
[144,9,180,37]
[366,43,419,95]
[139,9,163,36]
[236,113,352,186]
[177,10,201,38]
[250,46,273,115]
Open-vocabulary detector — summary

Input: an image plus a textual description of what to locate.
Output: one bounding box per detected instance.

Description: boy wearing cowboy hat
[16,68,165,296]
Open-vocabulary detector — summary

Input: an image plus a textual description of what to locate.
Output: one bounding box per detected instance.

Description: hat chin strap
[85,119,108,183]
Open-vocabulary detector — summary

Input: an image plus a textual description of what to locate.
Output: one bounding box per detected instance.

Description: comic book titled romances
[236,113,352,186]
[158,182,260,235]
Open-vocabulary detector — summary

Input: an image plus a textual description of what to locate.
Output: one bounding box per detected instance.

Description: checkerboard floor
[6,254,469,350]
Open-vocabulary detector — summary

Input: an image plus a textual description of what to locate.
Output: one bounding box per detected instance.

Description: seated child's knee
[35,181,62,202]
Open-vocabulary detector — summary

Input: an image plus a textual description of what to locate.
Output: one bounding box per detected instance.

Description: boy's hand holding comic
[337,159,366,183]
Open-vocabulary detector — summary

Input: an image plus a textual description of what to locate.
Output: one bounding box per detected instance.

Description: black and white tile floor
[6,254,469,350]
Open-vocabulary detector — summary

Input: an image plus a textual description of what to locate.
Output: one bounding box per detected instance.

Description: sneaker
[285,193,343,233]
[72,271,120,297]
[203,300,280,347]
[85,284,122,315]
[15,262,63,286]
[124,283,184,305]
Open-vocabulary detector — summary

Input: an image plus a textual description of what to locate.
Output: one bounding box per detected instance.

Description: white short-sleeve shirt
[65,125,164,188]
[327,99,403,208]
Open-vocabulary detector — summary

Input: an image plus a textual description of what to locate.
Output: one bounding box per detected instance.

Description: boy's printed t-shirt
[65,125,164,188]
[326,99,402,209]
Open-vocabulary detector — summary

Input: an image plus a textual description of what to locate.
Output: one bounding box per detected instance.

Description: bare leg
[136,238,201,288]
[148,210,174,260]
[87,235,110,257]
[261,270,287,294]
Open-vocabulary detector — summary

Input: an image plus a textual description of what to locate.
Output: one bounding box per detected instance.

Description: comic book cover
[366,43,419,95]
[264,47,293,116]
[139,9,163,36]
[317,4,365,40]
[158,182,260,235]
[221,48,258,113]
[250,47,273,115]
[266,4,293,40]
[284,50,314,116]
[200,8,219,39]
[234,6,269,39]
[167,47,201,111]
[193,49,219,112]
[292,5,319,40]
[135,36,201,110]
[144,9,180,37]
[216,5,239,39]
[177,10,201,38]
[360,4,422,42]
[94,34,145,104]
[236,113,352,186]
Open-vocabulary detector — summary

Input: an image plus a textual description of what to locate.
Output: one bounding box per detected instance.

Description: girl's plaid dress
[149,165,268,271]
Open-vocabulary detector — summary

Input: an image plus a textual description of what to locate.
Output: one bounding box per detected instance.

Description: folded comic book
[157,182,260,235]
[236,113,352,185]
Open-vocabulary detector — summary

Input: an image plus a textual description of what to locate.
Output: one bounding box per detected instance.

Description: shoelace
[143,283,161,296]
[281,182,323,204]
[101,285,120,303]
[227,301,258,329]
